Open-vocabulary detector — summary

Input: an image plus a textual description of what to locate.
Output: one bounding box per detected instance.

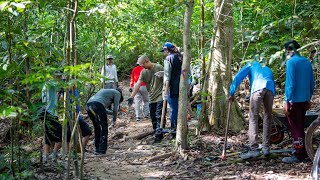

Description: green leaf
[0,1,9,11]
[10,2,26,9]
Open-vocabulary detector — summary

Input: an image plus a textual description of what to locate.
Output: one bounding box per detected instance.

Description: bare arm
[129,80,142,99]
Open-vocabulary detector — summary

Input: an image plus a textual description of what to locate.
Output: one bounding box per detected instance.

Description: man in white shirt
[101,55,118,89]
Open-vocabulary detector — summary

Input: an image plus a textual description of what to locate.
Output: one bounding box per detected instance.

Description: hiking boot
[153,134,163,144]
[262,148,270,157]
[240,150,261,159]
[282,155,302,163]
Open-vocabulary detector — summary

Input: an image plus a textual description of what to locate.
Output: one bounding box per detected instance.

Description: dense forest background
[0,0,319,179]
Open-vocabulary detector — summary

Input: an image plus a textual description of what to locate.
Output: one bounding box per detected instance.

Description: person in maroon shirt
[130,64,150,121]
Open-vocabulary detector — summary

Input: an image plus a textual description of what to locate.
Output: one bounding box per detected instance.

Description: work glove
[129,88,133,93]
[127,97,134,106]
[154,71,164,78]
[162,91,168,101]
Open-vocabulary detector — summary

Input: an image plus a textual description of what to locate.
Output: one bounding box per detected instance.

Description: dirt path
[32,81,313,179]
[82,81,179,179]
[80,81,313,179]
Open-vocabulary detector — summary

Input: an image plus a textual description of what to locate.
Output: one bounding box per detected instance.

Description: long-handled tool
[157,81,171,134]
[221,101,232,160]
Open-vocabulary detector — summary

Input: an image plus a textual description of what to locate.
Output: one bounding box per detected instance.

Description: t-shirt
[87,89,121,122]
[42,82,58,116]
[139,63,163,103]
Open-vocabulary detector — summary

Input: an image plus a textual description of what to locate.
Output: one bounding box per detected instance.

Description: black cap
[284,40,301,50]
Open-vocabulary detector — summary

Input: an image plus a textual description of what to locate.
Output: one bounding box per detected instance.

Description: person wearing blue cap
[161,42,182,139]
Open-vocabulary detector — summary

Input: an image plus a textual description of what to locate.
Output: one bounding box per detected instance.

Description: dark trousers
[286,101,309,160]
[149,101,165,131]
[149,101,166,140]
[86,102,108,154]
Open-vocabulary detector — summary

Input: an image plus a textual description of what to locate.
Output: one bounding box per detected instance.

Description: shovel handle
[160,81,169,129]
[222,101,232,157]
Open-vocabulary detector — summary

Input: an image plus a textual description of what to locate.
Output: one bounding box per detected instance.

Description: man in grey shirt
[86,88,123,155]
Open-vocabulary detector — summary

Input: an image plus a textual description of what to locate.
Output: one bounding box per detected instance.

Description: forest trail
[82,81,183,179]
[32,80,313,179]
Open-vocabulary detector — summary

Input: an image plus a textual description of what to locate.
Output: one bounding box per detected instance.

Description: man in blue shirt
[229,61,275,159]
[282,40,315,163]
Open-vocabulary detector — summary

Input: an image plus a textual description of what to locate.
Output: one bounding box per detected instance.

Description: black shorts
[66,115,92,142]
[39,110,62,145]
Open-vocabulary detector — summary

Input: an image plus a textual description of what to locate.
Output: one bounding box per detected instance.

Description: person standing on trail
[129,63,150,121]
[282,40,315,163]
[40,72,64,162]
[85,88,123,155]
[161,42,182,139]
[228,60,275,159]
[101,55,119,89]
[128,55,165,143]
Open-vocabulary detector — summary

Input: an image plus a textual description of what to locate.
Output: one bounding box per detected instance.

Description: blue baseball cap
[160,42,174,52]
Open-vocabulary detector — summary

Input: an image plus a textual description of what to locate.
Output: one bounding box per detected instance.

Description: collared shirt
[229,61,275,96]
[130,66,146,88]
[87,89,121,122]
[101,64,118,83]
[285,54,314,102]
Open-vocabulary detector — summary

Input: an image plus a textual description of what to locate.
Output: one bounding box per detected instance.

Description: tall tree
[176,0,194,151]
[207,0,243,131]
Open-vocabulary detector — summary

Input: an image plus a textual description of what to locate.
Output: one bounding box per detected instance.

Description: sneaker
[240,150,261,159]
[136,117,142,121]
[262,148,270,157]
[282,155,302,163]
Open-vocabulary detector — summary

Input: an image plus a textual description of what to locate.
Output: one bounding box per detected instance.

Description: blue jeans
[168,94,178,130]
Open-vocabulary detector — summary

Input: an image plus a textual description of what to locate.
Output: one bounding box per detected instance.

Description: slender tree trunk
[196,0,211,135]
[23,13,30,102]
[176,0,194,151]
[208,0,243,131]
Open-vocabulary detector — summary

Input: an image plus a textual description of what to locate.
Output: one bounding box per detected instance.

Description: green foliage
[0,0,319,177]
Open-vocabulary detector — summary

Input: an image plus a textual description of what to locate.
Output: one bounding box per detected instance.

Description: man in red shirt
[130,64,150,121]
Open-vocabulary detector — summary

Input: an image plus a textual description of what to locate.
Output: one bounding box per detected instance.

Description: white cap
[107,55,113,59]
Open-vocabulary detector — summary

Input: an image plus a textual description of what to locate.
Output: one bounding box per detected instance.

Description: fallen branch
[146,151,175,163]
[125,129,154,140]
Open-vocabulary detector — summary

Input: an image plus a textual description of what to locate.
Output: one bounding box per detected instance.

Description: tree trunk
[176,0,194,151]
[208,0,243,131]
